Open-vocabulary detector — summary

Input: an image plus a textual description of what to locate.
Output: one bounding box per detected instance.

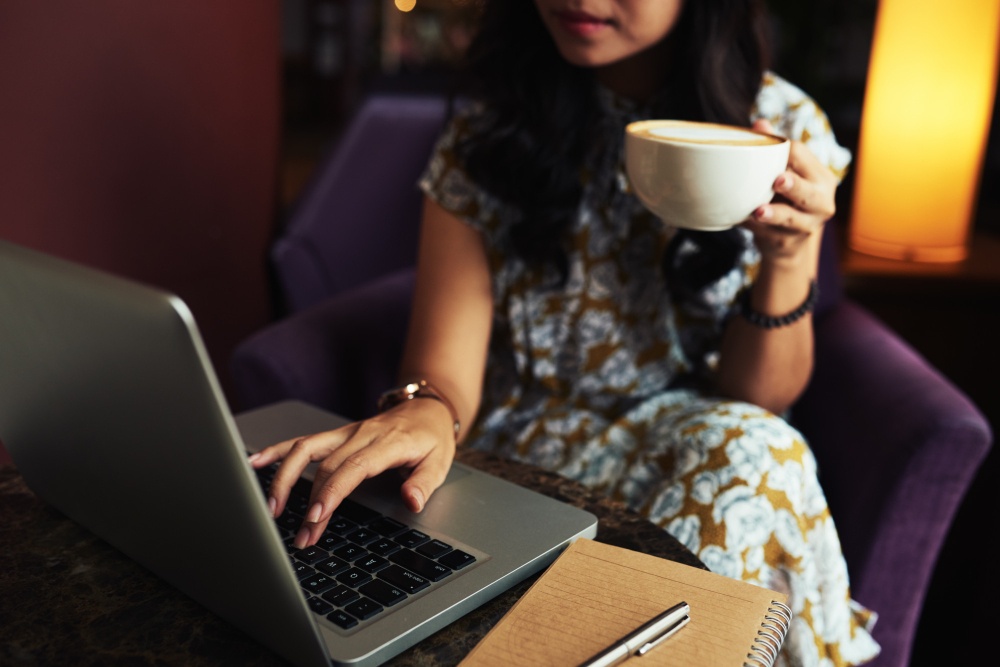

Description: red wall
[0,1,281,466]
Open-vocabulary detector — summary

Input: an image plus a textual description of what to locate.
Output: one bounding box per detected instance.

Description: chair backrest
[815,221,842,317]
[273,95,449,314]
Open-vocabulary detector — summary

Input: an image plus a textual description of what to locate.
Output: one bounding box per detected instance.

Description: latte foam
[627,121,783,146]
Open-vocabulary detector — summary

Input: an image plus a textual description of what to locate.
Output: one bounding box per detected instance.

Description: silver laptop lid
[0,240,330,667]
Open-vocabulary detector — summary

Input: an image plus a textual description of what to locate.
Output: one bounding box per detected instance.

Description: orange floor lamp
[850,0,1000,262]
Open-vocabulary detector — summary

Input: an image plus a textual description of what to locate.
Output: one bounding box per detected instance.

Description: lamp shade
[850,0,1000,262]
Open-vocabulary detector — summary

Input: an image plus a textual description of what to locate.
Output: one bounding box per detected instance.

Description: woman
[251,1,880,664]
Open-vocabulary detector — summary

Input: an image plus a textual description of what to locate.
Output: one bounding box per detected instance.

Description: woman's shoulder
[418,101,515,242]
[752,72,852,181]
[418,101,479,177]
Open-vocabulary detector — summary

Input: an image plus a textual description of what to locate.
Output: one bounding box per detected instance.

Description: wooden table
[0,449,705,666]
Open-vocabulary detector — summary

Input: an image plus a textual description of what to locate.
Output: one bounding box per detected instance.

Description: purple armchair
[232,95,992,667]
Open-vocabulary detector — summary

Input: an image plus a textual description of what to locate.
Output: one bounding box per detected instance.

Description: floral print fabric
[419,72,878,666]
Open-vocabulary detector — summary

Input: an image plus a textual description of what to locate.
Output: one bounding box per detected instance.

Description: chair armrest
[792,300,991,667]
[230,269,415,420]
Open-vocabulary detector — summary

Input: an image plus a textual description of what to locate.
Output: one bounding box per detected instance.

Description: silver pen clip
[577,602,691,667]
[637,614,690,656]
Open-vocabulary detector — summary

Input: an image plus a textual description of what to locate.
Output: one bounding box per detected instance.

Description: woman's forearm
[397,197,494,443]
[718,119,839,414]
[716,238,819,414]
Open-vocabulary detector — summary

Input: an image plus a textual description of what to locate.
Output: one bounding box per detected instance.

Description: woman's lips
[553,10,612,37]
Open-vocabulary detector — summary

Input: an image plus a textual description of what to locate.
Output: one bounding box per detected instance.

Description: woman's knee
[665,399,815,492]
[622,396,818,515]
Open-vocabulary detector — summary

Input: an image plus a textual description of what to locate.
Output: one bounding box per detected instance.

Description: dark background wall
[0,0,281,457]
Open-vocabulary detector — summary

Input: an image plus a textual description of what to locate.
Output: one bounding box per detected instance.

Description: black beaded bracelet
[738,280,819,329]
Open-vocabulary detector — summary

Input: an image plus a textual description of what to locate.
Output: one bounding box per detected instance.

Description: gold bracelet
[377,380,461,441]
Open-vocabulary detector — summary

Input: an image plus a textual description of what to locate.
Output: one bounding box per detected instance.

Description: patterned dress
[419,73,880,667]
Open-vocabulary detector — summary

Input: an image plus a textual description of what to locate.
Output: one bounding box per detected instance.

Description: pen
[576,601,691,667]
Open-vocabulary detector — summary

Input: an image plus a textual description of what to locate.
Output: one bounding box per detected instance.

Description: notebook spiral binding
[743,601,792,667]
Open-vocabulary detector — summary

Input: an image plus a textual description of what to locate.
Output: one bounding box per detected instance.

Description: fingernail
[248,452,260,463]
[756,206,773,220]
[294,527,309,549]
[307,502,323,523]
[268,496,277,517]
[775,174,790,190]
[410,489,425,512]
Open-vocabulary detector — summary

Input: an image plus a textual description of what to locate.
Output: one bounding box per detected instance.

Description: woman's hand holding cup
[744,119,838,269]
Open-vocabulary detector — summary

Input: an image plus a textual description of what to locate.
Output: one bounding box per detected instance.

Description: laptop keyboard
[255,464,478,631]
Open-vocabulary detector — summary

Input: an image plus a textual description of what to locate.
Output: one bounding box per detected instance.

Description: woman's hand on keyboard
[248,397,457,548]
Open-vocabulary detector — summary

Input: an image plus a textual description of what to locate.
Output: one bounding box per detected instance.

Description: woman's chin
[553,43,625,69]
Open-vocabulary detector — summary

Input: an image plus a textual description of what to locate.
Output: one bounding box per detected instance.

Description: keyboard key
[438,550,476,571]
[394,529,430,549]
[389,549,452,582]
[316,556,350,577]
[327,610,358,629]
[322,585,360,607]
[256,469,275,487]
[315,532,346,551]
[359,580,407,607]
[379,565,430,595]
[326,517,358,536]
[334,499,381,525]
[290,478,314,501]
[295,546,329,565]
[278,527,291,539]
[356,555,390,574]
[344,597,383,621]
[301,573,337,595]
[292,562,316,581]
[285,495,311,516]
[415,539,453,559]
[336,568,373,588]
[346,529,379,546]
[283,539,300,555]
[276,511,302,532]
[368,539,401,557]
[333,544,369,562]
[369,517,408,537]
[307,597,333,615]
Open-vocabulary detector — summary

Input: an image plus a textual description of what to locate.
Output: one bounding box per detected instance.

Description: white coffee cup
[625,120,790,231]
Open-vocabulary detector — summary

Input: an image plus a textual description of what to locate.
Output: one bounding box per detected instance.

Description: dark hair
[455,0,769,297]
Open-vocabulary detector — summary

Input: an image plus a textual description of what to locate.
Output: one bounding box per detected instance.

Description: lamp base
[848,233,969,263]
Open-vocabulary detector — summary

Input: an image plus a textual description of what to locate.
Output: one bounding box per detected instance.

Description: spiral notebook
[459,538,790,667]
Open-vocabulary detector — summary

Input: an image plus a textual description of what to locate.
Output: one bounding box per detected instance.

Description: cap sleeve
[752,72,853,182]
[418,105,517,247]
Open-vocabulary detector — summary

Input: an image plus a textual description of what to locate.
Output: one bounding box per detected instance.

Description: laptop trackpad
[355,462,471,497]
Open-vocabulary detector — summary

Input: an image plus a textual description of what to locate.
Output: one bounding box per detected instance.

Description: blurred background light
[850,0,1000,262]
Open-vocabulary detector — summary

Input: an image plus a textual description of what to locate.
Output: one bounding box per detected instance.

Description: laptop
[0,240,598,667]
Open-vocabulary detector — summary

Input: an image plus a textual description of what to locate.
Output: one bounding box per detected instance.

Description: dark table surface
[0,449,705,667]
